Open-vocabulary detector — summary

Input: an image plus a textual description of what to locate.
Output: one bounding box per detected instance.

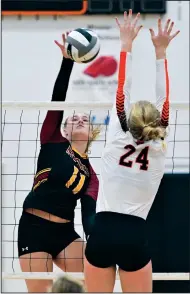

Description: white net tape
[2,272,190,281]
[1,101,190,285]
[2,100,189,110]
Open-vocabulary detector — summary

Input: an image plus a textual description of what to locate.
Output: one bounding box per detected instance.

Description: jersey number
[119,144,149,171]
[65,166,86,194]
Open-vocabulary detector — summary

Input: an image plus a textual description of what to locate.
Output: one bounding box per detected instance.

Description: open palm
[150,18,180,49]
[115,10,142,43]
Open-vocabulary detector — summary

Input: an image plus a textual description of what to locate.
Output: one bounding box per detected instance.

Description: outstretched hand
[150,18,180,50]
[54,32,72,59]
[115,10,142,45]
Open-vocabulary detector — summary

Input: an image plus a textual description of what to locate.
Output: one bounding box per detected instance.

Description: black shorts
[18,211,81,258]
[85,211,151,272]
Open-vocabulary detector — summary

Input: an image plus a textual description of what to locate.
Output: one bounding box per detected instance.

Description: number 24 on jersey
[119,144,149,171]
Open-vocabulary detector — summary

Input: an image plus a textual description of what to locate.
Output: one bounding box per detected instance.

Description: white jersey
[97,52,170,220]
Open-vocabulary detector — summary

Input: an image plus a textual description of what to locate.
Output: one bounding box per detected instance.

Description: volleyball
[65,28,100,63]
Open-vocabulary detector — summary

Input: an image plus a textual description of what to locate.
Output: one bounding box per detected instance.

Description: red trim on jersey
[161,59,170,127]
[116,52,128,131]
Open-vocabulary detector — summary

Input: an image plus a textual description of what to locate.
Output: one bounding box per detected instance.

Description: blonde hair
[49,275,85,293]
[85,124,101,153]
[128,101,166,141]
[63,118,101,153]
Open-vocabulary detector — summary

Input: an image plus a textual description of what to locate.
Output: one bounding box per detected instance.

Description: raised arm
[107,10,142,142]
[155,57,169,127]
[150,18,180,127]
[115,51,132,132]
[40,33,74,144]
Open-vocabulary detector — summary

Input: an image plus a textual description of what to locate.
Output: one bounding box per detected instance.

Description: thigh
[54,238,85,272]
[19,252,53,272]
[18,211,53,257]
[19,252,53,293]
[84,258,116,293]
[119,260,152,293]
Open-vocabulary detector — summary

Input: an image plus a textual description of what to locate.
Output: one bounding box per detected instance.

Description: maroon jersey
[23,58,98,237]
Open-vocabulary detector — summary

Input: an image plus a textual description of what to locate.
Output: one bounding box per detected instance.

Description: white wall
[2,1,189,292]
[2,2,189,104]
[2,3,190,104]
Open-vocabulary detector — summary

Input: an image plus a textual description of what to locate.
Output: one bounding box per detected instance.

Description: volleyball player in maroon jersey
[17,32,99,293]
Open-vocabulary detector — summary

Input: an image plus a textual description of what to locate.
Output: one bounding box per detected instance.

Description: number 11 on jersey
[119,144,149,171]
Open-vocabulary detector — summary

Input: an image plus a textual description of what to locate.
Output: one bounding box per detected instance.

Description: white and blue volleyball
[66,28,100,63]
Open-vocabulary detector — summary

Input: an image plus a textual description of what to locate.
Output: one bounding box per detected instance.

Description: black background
[147,173,190,292]
[2,0,166,14]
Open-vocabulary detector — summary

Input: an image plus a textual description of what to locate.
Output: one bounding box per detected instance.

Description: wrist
[121,42,132,53]
[155,47,166,59]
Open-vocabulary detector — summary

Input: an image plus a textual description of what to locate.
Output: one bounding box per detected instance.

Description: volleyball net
[1,101,190,287]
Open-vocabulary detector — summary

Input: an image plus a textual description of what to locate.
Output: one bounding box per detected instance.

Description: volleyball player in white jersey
[84,10,180,293]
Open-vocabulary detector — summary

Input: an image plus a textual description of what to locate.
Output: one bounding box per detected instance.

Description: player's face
[64,113,92,141]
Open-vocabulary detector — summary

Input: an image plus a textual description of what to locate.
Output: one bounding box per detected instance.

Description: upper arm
[106,52,132,143]
[40,111,64,144]
[155,59,170,127]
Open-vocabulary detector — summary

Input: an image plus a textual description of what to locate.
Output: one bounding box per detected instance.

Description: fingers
[156,17,179,38]
[116,10,141,27]
[127,9,132,24]
[164,18,171,33]
[158,18,162,34]
[115,17,121,28]
[124,10,128,23]
[133,12,140,27]
[115,11,128,28]
[167,21,174,34]
[136,25,143,35]
[54,40,63,49]
[66,31,70,37]
[149,28,155,38]
[62,33,66,45]
[54,31,71,53]
[170,30,180,40]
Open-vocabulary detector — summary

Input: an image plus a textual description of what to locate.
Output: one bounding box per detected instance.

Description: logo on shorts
[22,247,28,251]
